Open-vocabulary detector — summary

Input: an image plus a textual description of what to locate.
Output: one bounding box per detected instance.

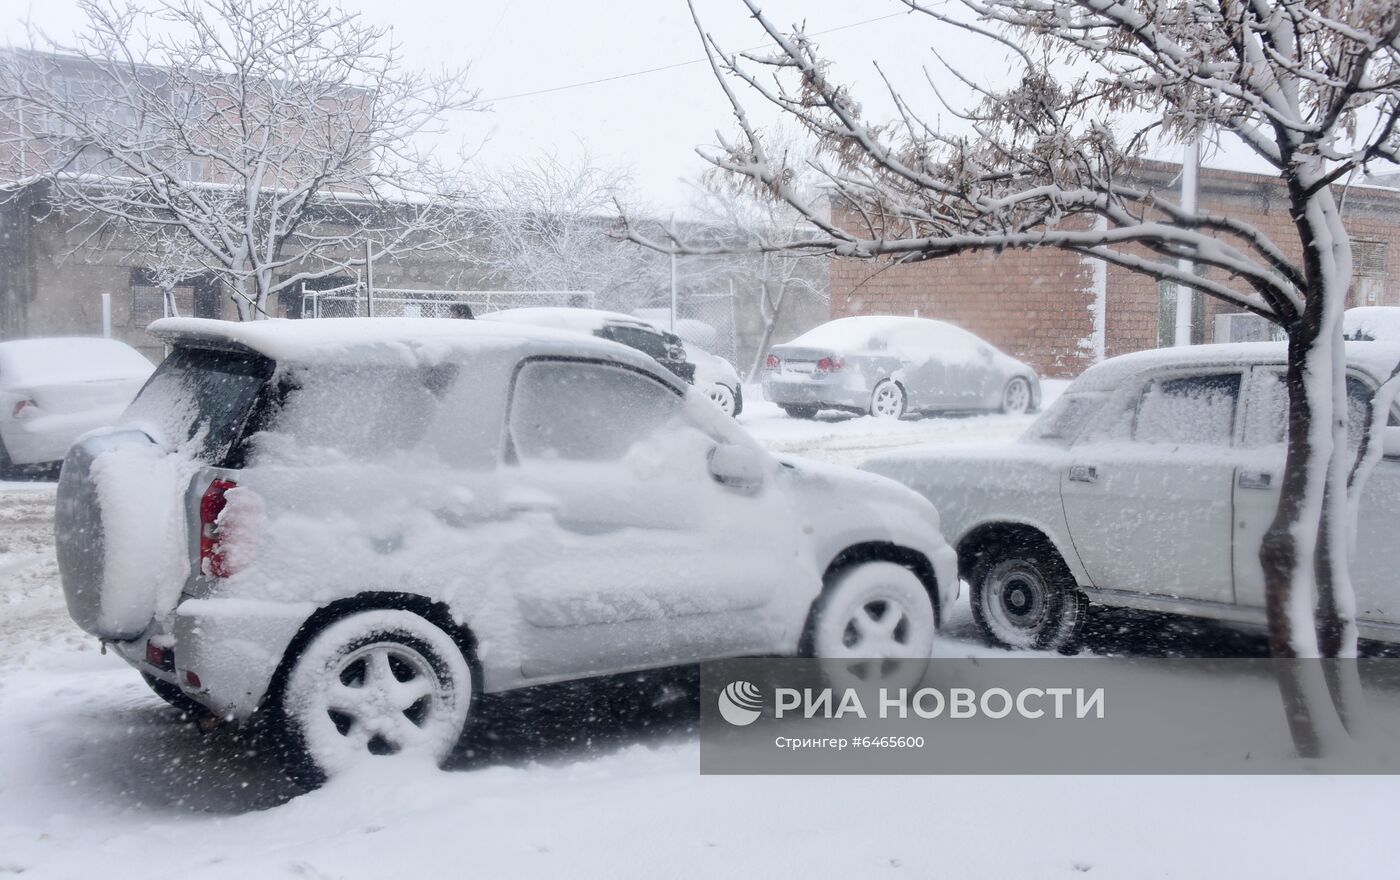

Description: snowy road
[1,386,1395,878]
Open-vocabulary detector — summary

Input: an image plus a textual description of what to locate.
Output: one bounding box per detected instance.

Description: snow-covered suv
[56,318,956,784]
[863,342,1400,652]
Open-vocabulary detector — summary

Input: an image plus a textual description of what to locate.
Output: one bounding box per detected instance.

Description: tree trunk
[746,278,789,383]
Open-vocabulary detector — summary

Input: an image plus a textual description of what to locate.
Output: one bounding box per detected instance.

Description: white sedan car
[57,318,957,786]
[863,342,1400,650]
[0,337,154,475]
[684,340,743,417]
[764,316,1040,419]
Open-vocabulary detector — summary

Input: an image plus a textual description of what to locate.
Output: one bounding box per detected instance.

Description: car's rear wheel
[870,380,906,419]
[1001,377,1032,414]
[781,405,819,419]
[276,610,473,788]
[971,544,1085,651]
[0,439,12,480]
[706,383,737,417]
[803,561,936,660]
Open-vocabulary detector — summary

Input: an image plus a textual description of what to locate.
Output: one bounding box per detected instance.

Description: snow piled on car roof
[1068,340,1400,392]
[786,315,974,351]
[1344,307,1400,342]
[147,316,627,365]
[479,307,661,334]
[0,337,154,388]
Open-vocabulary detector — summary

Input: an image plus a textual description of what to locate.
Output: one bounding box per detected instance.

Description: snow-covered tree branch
[0,0,483,320]
[678,0,1400,750]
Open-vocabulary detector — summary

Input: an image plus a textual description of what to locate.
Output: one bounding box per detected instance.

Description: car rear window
[598,325,672,361]
[122,346,273,464]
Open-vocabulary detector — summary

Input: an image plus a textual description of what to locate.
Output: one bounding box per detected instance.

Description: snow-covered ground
[1,385,1396,879]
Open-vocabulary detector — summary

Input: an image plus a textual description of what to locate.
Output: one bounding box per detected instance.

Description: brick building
[829,162,1400,378]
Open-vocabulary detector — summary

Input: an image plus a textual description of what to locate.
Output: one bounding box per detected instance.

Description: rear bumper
[115,598,315,720]
[762,374,869,410]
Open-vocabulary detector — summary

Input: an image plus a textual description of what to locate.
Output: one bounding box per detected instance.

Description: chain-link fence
[300,283,596,319]
[634,291,738,364]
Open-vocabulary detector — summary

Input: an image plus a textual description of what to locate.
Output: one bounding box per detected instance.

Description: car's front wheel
[803,561,936,659]
[971,544,1085,651]
[706,383,737,417]
[1001,376,1033,414]
[276,610,474,788]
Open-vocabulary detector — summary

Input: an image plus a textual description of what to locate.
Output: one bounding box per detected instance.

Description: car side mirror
[709,443,766,492]
[1383,426,1400,459]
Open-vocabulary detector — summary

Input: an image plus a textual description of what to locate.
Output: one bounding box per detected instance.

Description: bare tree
[662,0,1400,749]
[686,178,826,380]
[479,153,672,311]
[0,0,481,320]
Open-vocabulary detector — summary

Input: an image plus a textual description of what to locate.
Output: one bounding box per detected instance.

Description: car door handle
[1068,465,1098,484]
[1238,471,1273,490]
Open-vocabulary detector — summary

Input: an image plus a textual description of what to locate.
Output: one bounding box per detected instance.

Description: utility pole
[1174,137,1200,347]
[365,240,376,318]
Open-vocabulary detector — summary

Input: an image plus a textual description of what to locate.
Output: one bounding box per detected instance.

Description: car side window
[1247,370,1396,450]
[508,359,683,462]
[1132,373,1242,446]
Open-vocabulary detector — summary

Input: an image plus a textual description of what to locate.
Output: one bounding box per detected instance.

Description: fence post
[365,240,375,318]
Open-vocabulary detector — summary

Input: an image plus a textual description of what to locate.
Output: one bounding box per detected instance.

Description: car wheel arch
[259,590,481,716]
[957,521,1083,587]
[817,541,942,628]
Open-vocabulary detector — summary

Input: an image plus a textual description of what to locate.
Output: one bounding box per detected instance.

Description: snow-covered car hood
[778,453,943,535]
[684,342,739,390]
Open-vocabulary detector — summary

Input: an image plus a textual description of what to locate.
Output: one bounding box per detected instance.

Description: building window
[1157,280,1207,347]
[1354,240,1389,306]
[1354,240,1387,277]
[181,159,204,181]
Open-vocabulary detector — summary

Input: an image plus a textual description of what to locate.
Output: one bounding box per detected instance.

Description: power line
[481,11,909,104]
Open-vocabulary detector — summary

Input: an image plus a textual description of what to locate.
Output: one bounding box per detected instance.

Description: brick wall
[830,164,1400,377]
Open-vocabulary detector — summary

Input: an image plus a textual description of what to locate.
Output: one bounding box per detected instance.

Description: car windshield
[1022,392,1106,445]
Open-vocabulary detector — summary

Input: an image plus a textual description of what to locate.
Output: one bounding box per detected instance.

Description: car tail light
[765,354,781,371]
[12,398,37,418]
[199,478,240,578]
[145,640,174,671]
[816,356,845,373]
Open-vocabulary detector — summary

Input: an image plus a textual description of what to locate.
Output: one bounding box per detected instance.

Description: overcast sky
[6,0,1251,209]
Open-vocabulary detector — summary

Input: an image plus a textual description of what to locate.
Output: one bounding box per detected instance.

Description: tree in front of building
[681,0,1400,751]
[0,0,481,320]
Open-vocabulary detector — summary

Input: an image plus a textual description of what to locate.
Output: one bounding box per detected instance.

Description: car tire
[1001,376,1033,414]
[274,610,474,789]
[732,384,744,417]
[781,405,819,419]
[870,380,907,419]
[802,561,936,660]
[0,439,12,480]
[706,383,737,417]
[970,542,1086,652]
[141,672,213,721]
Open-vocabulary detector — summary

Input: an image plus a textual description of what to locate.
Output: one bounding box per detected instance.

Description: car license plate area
[785,361,816,375]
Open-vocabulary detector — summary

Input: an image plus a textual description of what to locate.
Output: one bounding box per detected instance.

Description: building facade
[829,162,1400,377]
